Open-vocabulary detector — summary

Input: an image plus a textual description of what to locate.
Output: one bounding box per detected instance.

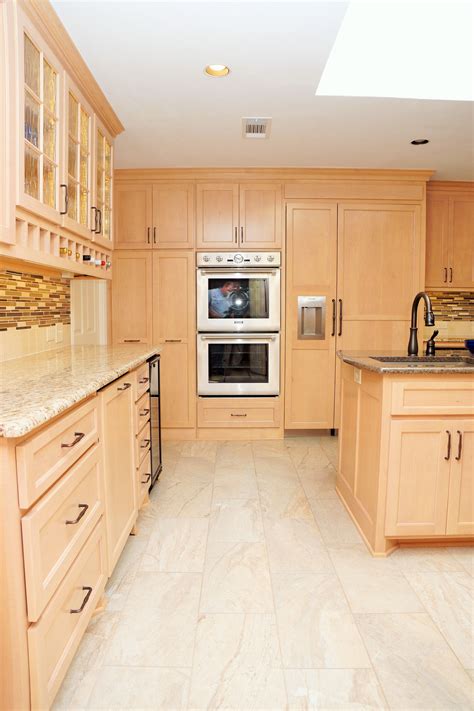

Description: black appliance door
[149,356,162,488]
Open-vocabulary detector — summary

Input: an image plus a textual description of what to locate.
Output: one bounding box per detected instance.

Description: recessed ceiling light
[204,64,230,77]
[411,139,430,145]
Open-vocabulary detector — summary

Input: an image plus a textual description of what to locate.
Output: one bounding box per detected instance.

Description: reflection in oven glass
[208,278,268,319]
[208,344,269,383]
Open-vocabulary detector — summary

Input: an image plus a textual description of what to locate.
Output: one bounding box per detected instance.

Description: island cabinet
[337,362,474,555]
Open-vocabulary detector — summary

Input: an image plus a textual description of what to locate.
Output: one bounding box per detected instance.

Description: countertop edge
[337,350,474,375]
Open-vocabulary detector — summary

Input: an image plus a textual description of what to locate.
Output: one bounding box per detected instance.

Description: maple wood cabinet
[196,182,282,249]
[426,185,474,289]
[112,250,153,344]
[114,183,194,249]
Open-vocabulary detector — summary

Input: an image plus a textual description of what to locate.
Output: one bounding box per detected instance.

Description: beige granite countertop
[0,344,160,438]
[338,350,474,375]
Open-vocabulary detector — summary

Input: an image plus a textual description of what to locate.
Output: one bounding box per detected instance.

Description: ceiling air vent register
[242,117,271,139]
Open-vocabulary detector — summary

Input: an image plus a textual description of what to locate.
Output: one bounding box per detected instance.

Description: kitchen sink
[370,355,469,363]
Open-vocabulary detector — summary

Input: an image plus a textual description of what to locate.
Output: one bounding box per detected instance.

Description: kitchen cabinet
[93,120,114,245]
[100,373,136,574]
[112,250,153,344]
[152,250,196,429]
[446,422,474,535]
[196,182,282,249]
[426,186,474,289]
[114,183,194,249]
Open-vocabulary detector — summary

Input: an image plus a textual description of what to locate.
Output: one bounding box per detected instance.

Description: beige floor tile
[208,498,264,542]
[287,443,331,469]
[180,439,218,461]
[216,440,255,467]
[104,537,148,611]
[103,572,201,668]
[391,546,468,573]
[273,572,371,669]
[140,518,208,573]
[355,612,474,709]
[467,669,474,681]
[173,455,216,481]
[404,571,474,668]
[297,463,338,500]
[450,546,474,576]
[152,477,213,518]
[309,498,362,545]
[87,666,190,709]
[213,468,259,500]
[285,668,387,710]
[329,544,425,613]
[200,540,273,613]
[252,440,291,458]
[188,613,287,709]
[255,458,300,487]
[259,479,314,521]
[264,517,332,574]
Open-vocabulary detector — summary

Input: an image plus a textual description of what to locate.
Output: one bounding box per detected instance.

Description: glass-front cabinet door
[20,23,62,222]
[93,121,113,245]
[62,82,93,239]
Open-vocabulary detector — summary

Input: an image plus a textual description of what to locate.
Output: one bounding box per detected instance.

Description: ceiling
[51,1,474,180]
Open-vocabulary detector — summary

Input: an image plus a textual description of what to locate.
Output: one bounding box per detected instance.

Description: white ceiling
[51,1,474,180]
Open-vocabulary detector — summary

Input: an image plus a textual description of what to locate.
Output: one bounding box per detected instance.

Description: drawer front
[28,519,107,710]
[135,391,151,436]
[138,451,152,506]
[135,362,150,402]
[198,397,281,428]
[16,398,99,509]
[391,380,474,416]
[22,444,103,622]
[135,422,151,466]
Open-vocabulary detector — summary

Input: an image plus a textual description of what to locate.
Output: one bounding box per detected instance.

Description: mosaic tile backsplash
[428,291,474,321]
[0,269,70,331]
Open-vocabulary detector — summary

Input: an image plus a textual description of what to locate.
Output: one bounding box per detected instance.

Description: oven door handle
[200,334,277,341]
[198,269,278,276]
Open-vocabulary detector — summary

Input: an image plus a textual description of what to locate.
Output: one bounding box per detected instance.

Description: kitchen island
[337,351,474,556]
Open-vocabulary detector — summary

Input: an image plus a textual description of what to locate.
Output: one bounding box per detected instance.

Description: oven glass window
[208,278,269,319]
[208,343,269,383]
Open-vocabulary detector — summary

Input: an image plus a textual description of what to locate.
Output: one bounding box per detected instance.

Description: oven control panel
[197,252,281,267]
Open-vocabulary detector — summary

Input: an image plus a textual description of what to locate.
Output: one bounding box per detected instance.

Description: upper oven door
[197,268,280,332]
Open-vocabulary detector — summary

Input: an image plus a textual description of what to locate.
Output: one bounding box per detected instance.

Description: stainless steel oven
[196,251,281,333]
[197,333,280,396]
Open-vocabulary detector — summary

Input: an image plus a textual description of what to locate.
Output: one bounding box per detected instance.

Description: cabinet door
[285,202,337,429]
[385,420,451,537]
[114,184,152,249]
[239,183,282,248]
[447,422,474,535]
[450,196,474,288]
[152,183,194,248]
[152,251,195,428]
[196,183,238,248]
[112,251,153,343]
[101,375,136,573]
[92,118,114,246]
[425,194,450,287]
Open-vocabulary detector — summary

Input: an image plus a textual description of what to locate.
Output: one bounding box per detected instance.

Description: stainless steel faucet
[407,292,435,356]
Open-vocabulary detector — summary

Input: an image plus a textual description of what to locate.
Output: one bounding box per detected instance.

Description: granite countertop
[338,350,474,375]
[0,344,160,438]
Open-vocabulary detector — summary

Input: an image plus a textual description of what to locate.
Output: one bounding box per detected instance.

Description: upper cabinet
[114,183,194,249]
[426,184,474,289]
[93,121,114,245]
[196,182,282,249]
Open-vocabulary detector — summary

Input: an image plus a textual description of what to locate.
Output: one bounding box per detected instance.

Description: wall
[425,290,474,342]
[0,266,71,361]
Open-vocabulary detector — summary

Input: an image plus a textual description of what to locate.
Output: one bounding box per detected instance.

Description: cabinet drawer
[134,362,150,402]
[16,398,99,509]
[391,380,474,416]
[135,391,151,435]
[138,451,152,506]
[22,444,103,622]
[135,422,151,466]
[198,397,281,428]
[28,519,107,710]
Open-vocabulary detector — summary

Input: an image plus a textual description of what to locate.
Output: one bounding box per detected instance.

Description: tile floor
[54,435,474,710]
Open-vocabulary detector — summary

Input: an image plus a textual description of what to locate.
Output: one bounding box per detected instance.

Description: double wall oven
[197,251,281,396]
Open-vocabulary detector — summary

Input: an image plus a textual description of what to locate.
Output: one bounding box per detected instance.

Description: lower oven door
[198,333,280,396]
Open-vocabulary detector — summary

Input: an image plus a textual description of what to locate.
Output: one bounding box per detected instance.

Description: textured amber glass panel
[80,186,88,226]
[105,174,111,206]
[43,113,56,160]
[105,139,111,176]
[43,159,56,208]
[96,169,104,203]
[80,109,89,150]
[24,35,40,95]
[24,92,40,147]
[69,93,78,137]
[80,150,88,187]
[97,130,104,166]
[103,206,110,239]
[68,138,78,179]
[43,61,56,113]
[68,179,78,221]
[25,145,39,199]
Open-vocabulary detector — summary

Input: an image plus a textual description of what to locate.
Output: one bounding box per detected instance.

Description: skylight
[316,0,474,101]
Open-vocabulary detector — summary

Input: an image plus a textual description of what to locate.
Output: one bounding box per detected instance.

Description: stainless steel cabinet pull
[61,432,85,448]
[59,184,68,215]
[331,299,336,337]
[455,431,462,460]
[141,472,151,484]
[153,227,157,244]
[240,226,244,242]
[66,503,89,525]
[338,299,343,337]
[91,206,97,232]
[140,438,151,448]
[139,377,149,384]
[70,586,93,614]
[117,382,132,391]
[165,339,182,343]
[443,267,448,283]
[444,430,451,460]
[449,267,453,283]
[234,226,238,243]
[139,408,150,416]
[231,413,247,417]
[147,227,151,244]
